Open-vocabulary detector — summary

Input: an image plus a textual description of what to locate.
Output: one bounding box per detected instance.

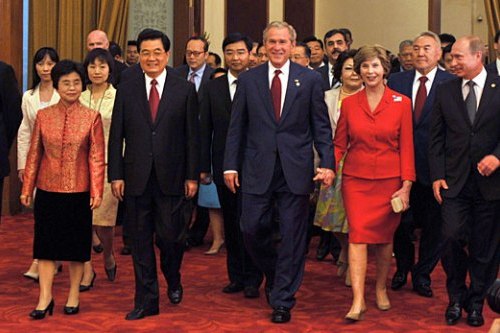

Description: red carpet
[0,213,496,332]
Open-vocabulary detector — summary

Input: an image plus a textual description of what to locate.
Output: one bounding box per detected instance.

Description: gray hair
[413,31,441,48]
[263,21,297,43]
[398,39,413,52]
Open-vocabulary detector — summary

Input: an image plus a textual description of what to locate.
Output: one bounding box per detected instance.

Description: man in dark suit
[485,30,499,75]
[388,31,454,298]
[175,36,214,248]
[0,61,22,220]
[224,21,335,324]
[108,28,199,320]
[316,29,349,90]
[200,32,263,299]
[389,39,414,75]
[429,35,500,327]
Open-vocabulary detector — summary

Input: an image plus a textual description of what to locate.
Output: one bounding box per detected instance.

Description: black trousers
[216,184,263,288]
[240,158,309,310]
[441,173,500,311]
[124,172,192,311]
[393,181,443,286]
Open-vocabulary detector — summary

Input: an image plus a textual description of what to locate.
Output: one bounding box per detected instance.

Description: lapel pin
[294,79,300,87]
[491,83,496,88]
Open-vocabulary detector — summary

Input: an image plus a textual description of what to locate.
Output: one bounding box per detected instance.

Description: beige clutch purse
[391,197,404,213]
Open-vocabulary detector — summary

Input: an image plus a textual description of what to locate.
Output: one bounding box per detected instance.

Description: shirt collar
[189,63,207,77]
[145,68,167,85]
[227,70,237,85]
[268,59,290,76]
[414,66,438,84]
[462,67,487,89]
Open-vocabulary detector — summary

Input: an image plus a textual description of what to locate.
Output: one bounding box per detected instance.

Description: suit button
[149,153,153,157]
[152,131,156,135]
[470,132,474,136]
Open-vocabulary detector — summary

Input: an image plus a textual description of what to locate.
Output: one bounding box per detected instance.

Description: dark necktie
[189,72,196,83]
[149,79,159,121]
[271,69,282,121]
[465,80,477,124]
[330,67,335,88]
[414,76,428,122]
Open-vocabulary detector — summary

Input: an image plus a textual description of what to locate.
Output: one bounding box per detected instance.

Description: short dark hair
[186,36,209,52]
[333,49,358,82]
[295,42,311,59]
[83,48,115,83]
[339,28,352,45]
[323,29,347,45]
[137,28,171,52]
[441,43,453,60]
[303,36,324,49]
[210,67,227,79]
[208,52,222,66]
[495,30,500,44]
[439,33,456,45]
[31,47,59,91]
[108,41,122,57]
[127,40,138,47]
[51,60,85,90]
[222,32,253,52]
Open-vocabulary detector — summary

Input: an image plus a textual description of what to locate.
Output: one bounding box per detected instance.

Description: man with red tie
[108,28,199,320]
[223,21,334,323]
[387,31,454,298]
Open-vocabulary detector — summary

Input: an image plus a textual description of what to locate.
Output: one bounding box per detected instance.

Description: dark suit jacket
[224,61,334,195]
[388,68,454,186]
[108,69,200,196]
[0,61,22,178]
[199,74,232,186]
[485,61,498,75]
[315,65,331,91]
[174,64,214,102]
[429,71,500,200]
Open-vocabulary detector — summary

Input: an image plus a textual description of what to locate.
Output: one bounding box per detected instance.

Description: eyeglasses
[185,51,205,57]
[140,50,165,58]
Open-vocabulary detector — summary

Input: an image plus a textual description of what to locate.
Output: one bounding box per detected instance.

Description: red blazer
[334,87,416,181]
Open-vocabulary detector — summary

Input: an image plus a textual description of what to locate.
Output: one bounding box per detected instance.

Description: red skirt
[342,175,402,244]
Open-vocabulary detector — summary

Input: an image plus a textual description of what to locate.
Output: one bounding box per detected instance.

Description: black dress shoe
[390,271,407,290]
[105,264,117,282]
[466,309,484,327]
[63,304,79,315]
[271,306,291,323]
[445,302,462,325]
[243,286,260,298]
[29,299,54,320]
[222,282,244,294]
[125,308,159,320]
[168,285,183,304]
[79,271,96,292]
[92,243,104,253]
[120,246,131,255]
[413,284,433,297]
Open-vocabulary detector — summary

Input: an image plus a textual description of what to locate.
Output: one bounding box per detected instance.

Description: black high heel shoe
[29,299,54,320]
[79,271,96,292]
[105,264,117,282]
[92,243,104,253]
[63,304,80,315]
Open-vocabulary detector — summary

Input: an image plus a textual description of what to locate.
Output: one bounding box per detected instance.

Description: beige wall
[204,0,226,60]
[441,0,488,44]
[315,0,428,53]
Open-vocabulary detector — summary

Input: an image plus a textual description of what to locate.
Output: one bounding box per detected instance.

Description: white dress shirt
[412,66,438,109]
[188,63,207,92]
[462,67,487,109]
[145,69,167,100]
[268,60,290,115]
[227,71,238,101]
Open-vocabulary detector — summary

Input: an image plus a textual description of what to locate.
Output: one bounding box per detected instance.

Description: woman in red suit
[334,45,415,321]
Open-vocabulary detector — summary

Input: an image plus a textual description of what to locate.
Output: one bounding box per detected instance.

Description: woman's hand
[20,195,31,207]
[18,169,25,182]
[90,197,102,210]
[391,181,412,211]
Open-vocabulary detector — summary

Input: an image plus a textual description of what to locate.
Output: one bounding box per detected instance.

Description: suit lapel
[153,72,175,127]
[451,79,472,127]
[221,78,232,113]
[135,75,153,127]
[474,74,499,126]
[280,63,300,123]
[255,63,275,122]
[417,70,443,126]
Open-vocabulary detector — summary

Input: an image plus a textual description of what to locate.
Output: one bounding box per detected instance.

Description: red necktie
[414,76,427,122]
[149,79,159,121]
[271,69,282,121]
